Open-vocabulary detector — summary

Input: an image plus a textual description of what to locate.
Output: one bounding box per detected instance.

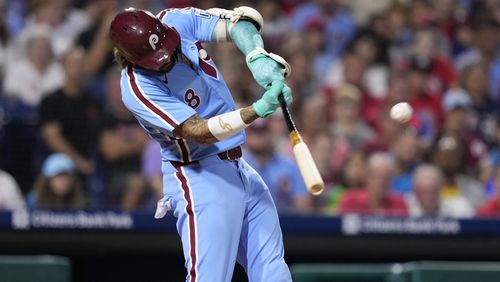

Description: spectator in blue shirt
[289,0,356,57]
[243,119,312,214]
[391,130,422,195]
[289,0,356,77]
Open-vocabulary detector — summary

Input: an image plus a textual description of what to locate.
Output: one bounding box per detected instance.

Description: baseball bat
[278,95,324,195]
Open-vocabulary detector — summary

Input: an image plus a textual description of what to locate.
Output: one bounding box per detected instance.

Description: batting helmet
[109,8,181,70]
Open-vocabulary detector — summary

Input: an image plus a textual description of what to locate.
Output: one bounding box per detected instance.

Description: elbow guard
[208,6,264,42]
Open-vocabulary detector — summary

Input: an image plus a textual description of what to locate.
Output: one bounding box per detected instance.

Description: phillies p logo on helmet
[149,34,159,50]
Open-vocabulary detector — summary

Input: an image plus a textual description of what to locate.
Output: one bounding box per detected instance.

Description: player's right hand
[252,81,292,118]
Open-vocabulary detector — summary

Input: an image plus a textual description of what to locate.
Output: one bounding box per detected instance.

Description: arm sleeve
[122,70,197,135]
[159,8,219,42]
[230,20,264,56]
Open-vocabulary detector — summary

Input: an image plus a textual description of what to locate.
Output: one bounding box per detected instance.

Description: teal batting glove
[253,81,294,118]
[247,54,285,90]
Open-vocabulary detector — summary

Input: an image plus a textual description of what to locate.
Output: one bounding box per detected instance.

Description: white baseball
[390,102,413,123]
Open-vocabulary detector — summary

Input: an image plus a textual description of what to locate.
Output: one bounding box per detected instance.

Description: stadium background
[0,0,500,281]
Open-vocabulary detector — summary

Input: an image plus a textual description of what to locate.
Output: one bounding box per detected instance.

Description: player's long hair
[113,48,130,69]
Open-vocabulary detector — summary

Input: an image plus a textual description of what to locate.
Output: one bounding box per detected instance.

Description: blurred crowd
[0,0,500,218]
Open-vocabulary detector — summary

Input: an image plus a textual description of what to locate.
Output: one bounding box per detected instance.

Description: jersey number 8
[184,88,200,109]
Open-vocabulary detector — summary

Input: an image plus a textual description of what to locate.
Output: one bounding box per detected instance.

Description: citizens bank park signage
[1,211,500,236]
[341,214,461,236]
[11,210,134,230]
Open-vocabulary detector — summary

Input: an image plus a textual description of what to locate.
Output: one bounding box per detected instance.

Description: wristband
[207,109,249,141]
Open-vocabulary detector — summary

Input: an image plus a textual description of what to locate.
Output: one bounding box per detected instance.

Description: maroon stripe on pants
[173,164,197,281]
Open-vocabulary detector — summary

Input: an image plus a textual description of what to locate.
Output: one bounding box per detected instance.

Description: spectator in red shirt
[409,27,458,93]
[328,83,375,151]
[477,165,500,217]
[338,152,408,216]
[407,55,443,145]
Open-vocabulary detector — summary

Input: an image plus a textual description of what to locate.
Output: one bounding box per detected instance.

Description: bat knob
[309,183,324,196]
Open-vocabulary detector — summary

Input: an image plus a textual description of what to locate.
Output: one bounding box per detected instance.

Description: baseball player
[109,6,293,282]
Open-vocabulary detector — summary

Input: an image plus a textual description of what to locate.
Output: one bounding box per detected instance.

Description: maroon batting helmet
[109,8,181,70]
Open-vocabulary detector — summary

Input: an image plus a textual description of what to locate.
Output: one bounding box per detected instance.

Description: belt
[217,146,242,161]
[170,146,242,167]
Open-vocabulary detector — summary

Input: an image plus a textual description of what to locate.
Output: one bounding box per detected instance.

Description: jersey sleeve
[122,68,197,135]
[158,7,219,42]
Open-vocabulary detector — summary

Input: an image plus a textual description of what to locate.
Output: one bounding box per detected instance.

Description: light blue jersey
[120,8,245,163]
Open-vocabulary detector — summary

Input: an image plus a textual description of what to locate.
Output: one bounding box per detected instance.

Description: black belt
[170,146,242,167]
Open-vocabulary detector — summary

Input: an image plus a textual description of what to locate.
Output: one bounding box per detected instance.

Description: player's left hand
[247,54,286,89]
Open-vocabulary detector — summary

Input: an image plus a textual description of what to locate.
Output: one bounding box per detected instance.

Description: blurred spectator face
[258,1,279,21]
[432,136,463,175]
[433,0,455,20]
[41,153,77,199]
[304,26,325,55]
[353,36,378,64]
[462,64,488,101]
[310,133,335,178]
[413,29,436,58]
[343,150,366,188]
[289,51,310,84]
[410,1,434,28]
[301,95,327,138]
[388,4,408,38]
[445,107,469,133]
[366,153,395,202]
[49,172,74,197]
[387,73,409,103]
[408,70,428,96]
[246,121,273,156]
[32,0,68,27]
[442,89,473,133]
[315,0,336,14]
[63,47,85,86]
[413,166,443,215]
[486,0,500,22]
[334,98,359,122]
[477,22,499,55]
[27,36,53,69]
[333,84,362,122]
[392,132,419,166]
[455,24,474,47]
[343,53,366,86]
[371,15,390,40]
